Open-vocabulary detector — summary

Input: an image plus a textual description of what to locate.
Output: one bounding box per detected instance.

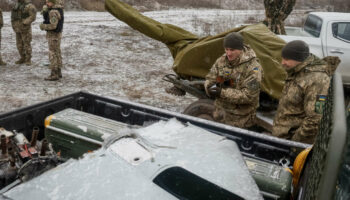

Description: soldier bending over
[204,33,263,129]
[272,40,331,144]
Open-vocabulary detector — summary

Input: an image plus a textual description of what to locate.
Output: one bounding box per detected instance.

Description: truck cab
[279,12,350,87]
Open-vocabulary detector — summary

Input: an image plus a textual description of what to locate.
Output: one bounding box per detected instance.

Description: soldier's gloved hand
[39,24,45,30]
[207,85,222,98]
[43,5,48,11]
[41,5,48,15]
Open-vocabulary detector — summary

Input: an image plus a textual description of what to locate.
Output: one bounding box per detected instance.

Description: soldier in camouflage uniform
[0,8,6,66]
[272,40,331,144]
[40,0,64,81]
[204,33,263,128]
[11,0,36,65]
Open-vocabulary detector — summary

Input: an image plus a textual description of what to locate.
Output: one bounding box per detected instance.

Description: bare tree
[263,0,296,35]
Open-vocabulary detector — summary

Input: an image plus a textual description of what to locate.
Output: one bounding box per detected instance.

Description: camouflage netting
[105,0,287,99]
[301,76,349,199]
[334,103,350,199]
[302,77,334,200]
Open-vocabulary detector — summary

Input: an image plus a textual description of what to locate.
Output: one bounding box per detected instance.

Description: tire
[183,99,215,121]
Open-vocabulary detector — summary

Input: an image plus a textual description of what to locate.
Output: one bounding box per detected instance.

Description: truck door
[326,21,350,85]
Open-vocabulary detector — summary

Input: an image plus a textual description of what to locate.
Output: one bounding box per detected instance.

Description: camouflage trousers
[0,29,3,62]
[213,107,256,128]
[47,32,62,73]
[15,30,32,61]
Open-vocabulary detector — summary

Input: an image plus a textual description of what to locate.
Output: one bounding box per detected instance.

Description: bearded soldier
[204,33,263,129]
[40,0,64,81]
[11,0,36,65]
[0,8,6,66]
[272,40,331,144]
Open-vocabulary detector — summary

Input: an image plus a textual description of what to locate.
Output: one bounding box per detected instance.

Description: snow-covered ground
[0,9,305,114]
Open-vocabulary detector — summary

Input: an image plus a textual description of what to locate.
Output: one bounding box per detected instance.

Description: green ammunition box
[244,157,292,199]
[45,108,129,159]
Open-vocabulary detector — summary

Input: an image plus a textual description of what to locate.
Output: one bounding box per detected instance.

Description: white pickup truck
[278,12,350,86]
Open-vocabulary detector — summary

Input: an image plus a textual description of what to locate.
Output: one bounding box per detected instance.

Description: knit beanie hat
[223,32,244,50]
[48,0,56,3]
[282,40,310,62]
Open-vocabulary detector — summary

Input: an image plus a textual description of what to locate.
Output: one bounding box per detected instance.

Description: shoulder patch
[224,70,231,78]
[247,79,259,91]
[317,95,327,101]
[253,67,259,73]
[315,95,327,114]
[51,17,57,23]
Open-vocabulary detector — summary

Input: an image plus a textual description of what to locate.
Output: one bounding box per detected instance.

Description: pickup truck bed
[0,74,348,200]
[0,91,308,166]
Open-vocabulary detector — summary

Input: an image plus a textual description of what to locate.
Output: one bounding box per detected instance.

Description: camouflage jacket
[11,0,37,33]
[272,54,331,144]
[0,9,3,29]
[204,45,263,116]
[41,4,62,32]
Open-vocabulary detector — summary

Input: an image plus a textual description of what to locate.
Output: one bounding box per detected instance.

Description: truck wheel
[183,99,215,121]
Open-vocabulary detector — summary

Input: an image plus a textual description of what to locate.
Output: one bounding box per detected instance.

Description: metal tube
[40,139,48,156]
[1,135,7,156]
[8,147,15,167]
[30,127,39,147]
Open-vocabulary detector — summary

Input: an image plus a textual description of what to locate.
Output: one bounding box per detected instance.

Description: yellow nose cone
[45,115,54,128]
[292,147,312,187]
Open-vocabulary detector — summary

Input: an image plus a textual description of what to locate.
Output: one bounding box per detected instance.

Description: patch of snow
[77,125,87,133]
[0,10,306,114]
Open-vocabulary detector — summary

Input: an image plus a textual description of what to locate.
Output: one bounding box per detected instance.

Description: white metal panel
[326,20,350,85]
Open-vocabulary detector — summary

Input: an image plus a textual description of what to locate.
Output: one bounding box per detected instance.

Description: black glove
[207,85,222,98]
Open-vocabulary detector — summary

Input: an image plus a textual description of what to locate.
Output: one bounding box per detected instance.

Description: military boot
[58,68,62,78]
[24,57,32,66]
[0,59,6,66]
[25,60,31,66]
[44,70,60,81]
[15,58,25,64]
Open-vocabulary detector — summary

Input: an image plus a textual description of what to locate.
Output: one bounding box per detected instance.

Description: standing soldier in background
[204,33,263,129]
[40,0,64,81]
[11,0,36,65]
[0,8,6,66]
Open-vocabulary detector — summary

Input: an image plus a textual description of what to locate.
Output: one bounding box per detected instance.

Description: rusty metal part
[1,135,7,156]
[40,139,48,156]
[8,147,16,167]
[30,127,39,147]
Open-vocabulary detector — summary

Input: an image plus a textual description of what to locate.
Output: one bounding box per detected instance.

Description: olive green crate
[45,108,129,159]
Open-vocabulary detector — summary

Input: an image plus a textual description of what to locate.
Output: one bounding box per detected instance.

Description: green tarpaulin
[105,0,287,99]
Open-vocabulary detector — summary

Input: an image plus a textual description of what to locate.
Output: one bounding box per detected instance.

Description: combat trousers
[16,30,32,61]
[0,29,3,62]
[47,31,62,74]
[213,107,256,129]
